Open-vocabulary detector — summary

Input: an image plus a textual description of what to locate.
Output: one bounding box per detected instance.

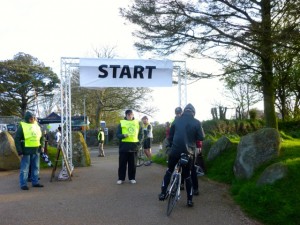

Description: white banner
[79,58,173,88]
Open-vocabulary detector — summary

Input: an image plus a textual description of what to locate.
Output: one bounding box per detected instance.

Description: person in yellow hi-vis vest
[116,109,142,184]
[97,127,105,157]
[14,111,44,190]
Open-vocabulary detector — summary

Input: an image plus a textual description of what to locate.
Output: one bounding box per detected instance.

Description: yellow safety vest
[120,120,139,142]
[20,122,42,147]
[98,131,105,141]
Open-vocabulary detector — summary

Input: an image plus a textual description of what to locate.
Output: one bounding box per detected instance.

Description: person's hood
[24,111,35,123]
[184,103,196,115]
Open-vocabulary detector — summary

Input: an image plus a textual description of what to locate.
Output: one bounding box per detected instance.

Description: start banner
[79,58,173,88]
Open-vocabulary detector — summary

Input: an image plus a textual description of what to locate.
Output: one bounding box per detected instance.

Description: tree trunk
[95,104,101,129]
[261,0,277,129]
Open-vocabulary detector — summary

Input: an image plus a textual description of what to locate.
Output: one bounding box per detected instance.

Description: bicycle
[136,142,146,167]
[165,153,190,216]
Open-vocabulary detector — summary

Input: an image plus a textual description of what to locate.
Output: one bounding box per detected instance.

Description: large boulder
[207,136,232,161]
[0,131,20,170]
[257,162,288,186]
[234,128,281,179]
[72,131,91,167]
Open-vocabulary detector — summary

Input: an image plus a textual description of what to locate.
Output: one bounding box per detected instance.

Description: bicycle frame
[136,139,146,167]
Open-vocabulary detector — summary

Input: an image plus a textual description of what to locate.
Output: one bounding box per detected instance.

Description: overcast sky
[0,0,233,122]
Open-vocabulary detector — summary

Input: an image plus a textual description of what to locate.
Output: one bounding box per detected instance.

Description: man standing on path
[15,111,45,190]
[97,127,105,157]
[116,109,142,184]
[142,116,153,166]
[159,103,204,207]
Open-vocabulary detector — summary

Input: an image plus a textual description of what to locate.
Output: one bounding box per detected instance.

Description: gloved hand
[165,144,171,149]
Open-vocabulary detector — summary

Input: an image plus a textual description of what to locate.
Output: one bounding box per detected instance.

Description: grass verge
[153,137,300,225]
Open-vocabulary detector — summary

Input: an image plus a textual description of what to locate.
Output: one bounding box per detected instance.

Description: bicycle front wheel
[166,175,179,216]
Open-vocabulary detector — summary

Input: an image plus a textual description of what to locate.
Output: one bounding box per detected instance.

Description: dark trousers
[181,160,198,190]
[118,152,137,181]
[161,154,194,201]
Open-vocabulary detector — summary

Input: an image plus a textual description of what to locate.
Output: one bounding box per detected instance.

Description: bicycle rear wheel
[136,150,145,167]
[166,175,179,216]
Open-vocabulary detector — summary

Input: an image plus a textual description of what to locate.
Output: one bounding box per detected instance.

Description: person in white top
[55,126,62,149]
[142,116,153,166]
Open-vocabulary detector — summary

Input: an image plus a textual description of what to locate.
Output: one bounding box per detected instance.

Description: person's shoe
[130,179,136,184]
[187,200,194,207]
[158,193,166,201]
[21,186,29,190]
[193,189,199,196]
[196,166,205,176]
[116,180,123,185]
[180,183,185,190]
[144,161,152,166]
[32,184,44,188]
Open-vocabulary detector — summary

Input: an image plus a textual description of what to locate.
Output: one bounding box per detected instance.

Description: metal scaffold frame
[60,57,80,178]
[59,58,186,178]
[173,60,187,108]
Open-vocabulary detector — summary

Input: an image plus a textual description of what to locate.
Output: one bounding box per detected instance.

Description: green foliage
[249,109,257,120]
[202,119,265,137]
[279,131,294,140]
[152,124,166,144]
[278,120,300,138]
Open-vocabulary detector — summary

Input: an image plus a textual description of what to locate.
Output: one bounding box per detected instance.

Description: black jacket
[168,111,204,157]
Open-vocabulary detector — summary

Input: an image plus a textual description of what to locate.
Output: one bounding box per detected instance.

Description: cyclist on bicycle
[159,103,205,207]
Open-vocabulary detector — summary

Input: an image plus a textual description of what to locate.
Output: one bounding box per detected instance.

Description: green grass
[40,145,62,169]
[153,135,300,225]
[204,144,237,184]
[152,150,168,166]
[231,157,300,225]
[227,138,300,225]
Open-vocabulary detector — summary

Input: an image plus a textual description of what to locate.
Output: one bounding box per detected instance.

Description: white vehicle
[0,124,7,133]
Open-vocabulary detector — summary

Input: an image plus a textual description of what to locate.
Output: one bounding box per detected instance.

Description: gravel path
[0,146,263,225]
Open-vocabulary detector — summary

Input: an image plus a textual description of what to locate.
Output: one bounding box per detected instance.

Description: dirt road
[0,146,262,225]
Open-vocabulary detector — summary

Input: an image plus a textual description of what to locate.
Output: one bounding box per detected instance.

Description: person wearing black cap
[15,111,45,190]
[116,110,142,184]
[171,107,183,125]
[174,107,183,117]
[159,103,204,207]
